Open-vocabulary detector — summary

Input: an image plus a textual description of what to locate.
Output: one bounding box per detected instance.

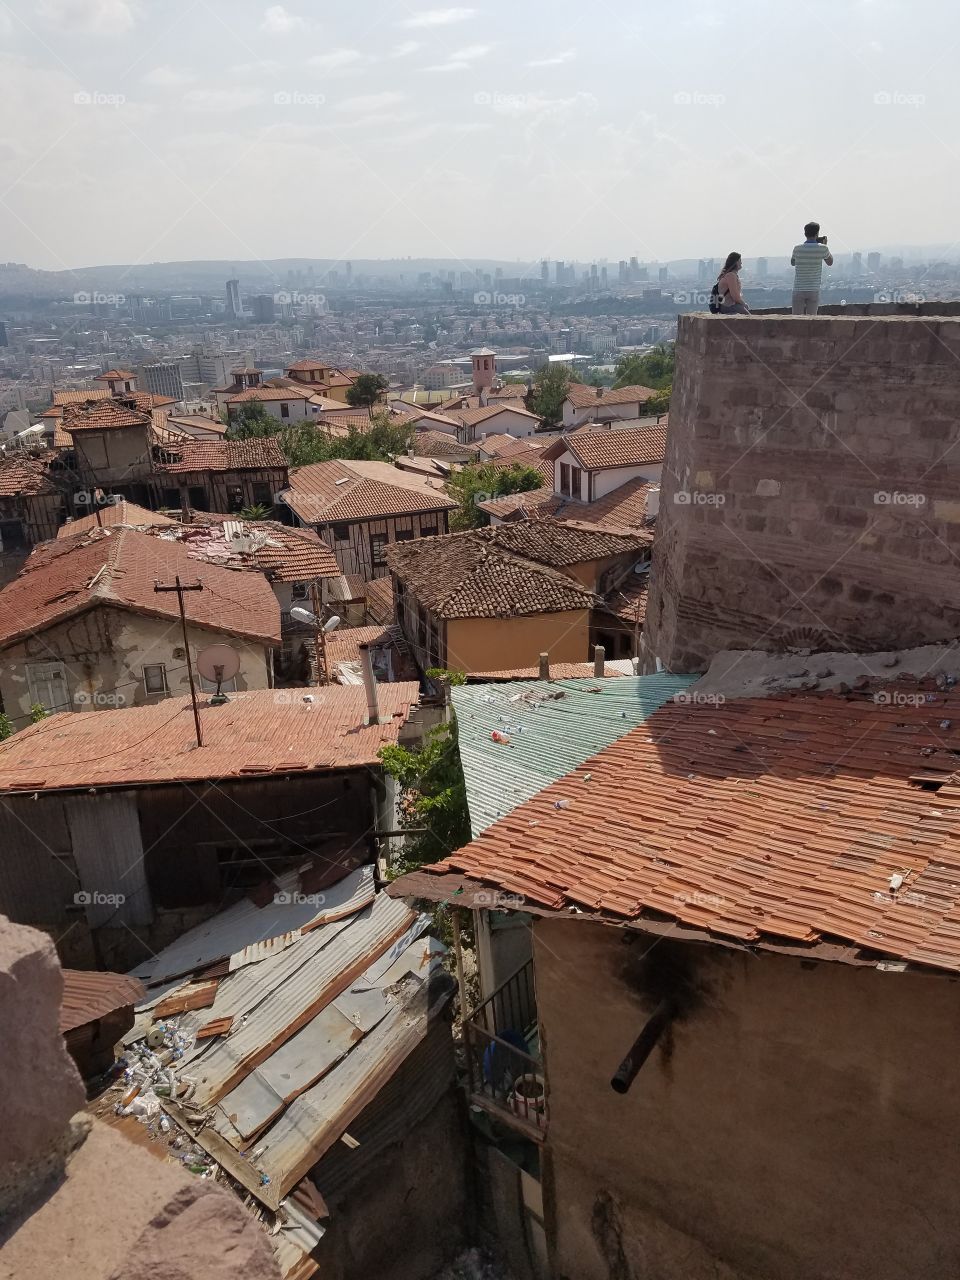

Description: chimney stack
[538,652,550,680]
[359,644,380,725]
[593,644,606,677]
[645,487,660,519]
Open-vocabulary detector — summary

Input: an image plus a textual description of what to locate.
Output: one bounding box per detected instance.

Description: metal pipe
[610,1000,674,1094]
[358,643,380,725]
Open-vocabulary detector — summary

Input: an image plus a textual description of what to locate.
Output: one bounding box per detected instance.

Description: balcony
[462,958,546,1140]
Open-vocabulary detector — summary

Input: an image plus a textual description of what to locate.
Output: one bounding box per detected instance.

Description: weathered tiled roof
[426,686,960,973]
[564,382,658,409]
[57,500,177,538]
[0,452,58,497]
[480,518,649,569]
[551,423,668,469]
[154,438,287,473]
[0,684,422,792]
[283,460,454,524]
[0,527,280,649]
[61,399,152,432]
[385,529,599,619]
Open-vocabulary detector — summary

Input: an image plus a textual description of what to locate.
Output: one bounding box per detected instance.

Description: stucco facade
[0,605,273,722]
[534,917,960,1280]
[445,611,590,674]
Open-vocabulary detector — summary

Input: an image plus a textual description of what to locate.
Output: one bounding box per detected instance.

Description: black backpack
[709,280,723,313]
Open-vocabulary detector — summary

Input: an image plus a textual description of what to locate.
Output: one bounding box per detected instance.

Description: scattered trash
[490,731,511,745]
[554,798,569,809]
[940,720,952,730]
[889,872,904,893]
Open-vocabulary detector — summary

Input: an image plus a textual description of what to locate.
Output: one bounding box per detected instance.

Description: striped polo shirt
[792,241,831,291]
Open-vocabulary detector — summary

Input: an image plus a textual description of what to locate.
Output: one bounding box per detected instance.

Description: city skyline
[1,0,957,270]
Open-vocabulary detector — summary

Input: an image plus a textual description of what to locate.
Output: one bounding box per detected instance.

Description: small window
[226,484,244,511]
[332,523,350,541]
[280,402,290,419]
[370,532,388,566]
[420,523,438,538]
[395,529,414,542]
[252,482,272,506]
[143,664,168,695]
[291,582,308,600]
[571,466,583,500]
[559,463,571,496]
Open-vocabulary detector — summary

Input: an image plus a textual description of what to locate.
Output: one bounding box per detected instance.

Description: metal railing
[462,958,547,1136]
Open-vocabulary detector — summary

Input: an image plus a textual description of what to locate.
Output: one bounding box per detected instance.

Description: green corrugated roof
[452,673,695,836]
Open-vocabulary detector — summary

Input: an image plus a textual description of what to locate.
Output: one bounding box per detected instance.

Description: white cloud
[308,49,366,72]
[38,0,137,32]
[400,8,476,28]
[144,66,196,88]
[425,60,470,72]
[449,43,492,60]
[336,91,407,114]
[230,60,282,74]
[527,50,575,68]
[390,40,422,57]
[183,88,265,111]
[261,5,303,33]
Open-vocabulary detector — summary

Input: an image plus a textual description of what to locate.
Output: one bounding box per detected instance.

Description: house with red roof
[0,526,280,724]
[560,381,659,428]
[149,437,288,514]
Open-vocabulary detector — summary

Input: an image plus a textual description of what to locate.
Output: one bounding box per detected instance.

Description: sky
[1,0,958,271]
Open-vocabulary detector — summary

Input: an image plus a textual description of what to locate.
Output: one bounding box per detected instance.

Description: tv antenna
[196,643,241,706]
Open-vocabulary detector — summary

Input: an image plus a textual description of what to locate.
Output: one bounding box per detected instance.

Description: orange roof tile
[481,476,657,532]
[0,452,57,497]
[548,423,667,470]
[154,438,287,474]
[225,385,313,403]
[0,527,280,649]
[455,403,541,427]
[0,683,422,792]
[428,687,960,973]
[564,382,658,410]
[283,460,454,524]
[95,369,136,380]
[57,500,176,538]
[61,399,152,433]
[51,388,113,407]
[151,518,341,582]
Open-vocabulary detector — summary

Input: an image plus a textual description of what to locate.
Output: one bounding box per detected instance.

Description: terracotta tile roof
[550,423,668,470]
[61,398,153,433]
[51,388,112,407]
[325,372,355,388]
[285,358,330,373]
[167,415,228,435]
[95,369,136,380]
[0,452,57,497]
[325,624,418,681]
[406,409,461,430]
[455,403,541,427]
[225,385,313,403]
[0,527,280,649]
[427,686,960,973]
[0,683,422,793]
[466,662,628,680]
[480,518,650,570]
[154,437,287,474]
[60,969,145,1033]
[482,476,657,532]
[564,382,658,410]
[412,430,477,459]
[160,517,341,582]
[325,573,367,604]
[489,384,528,400]
[309,394,356,412]
[53,423,75,448]
[57,500,177,538]
[283,459,454,524]
[317,412,375,435]
[477,433,543,460]
[386,529,599,619]
[476,486,561,520]
[599,575,649,625]
[365,575,395,624]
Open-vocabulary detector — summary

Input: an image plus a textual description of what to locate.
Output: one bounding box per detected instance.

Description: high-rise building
[0,322,7,348]
[698,260,709,283]
[541,260,549,283]
[618,260,628,284]
[141,361,184,402]
[250,295,276,323]
[867,252,881,273]
[555,260,564,284]
[658,266,669,283]
[225,278,242,319]
[890,256,904,271]
[600,266,608,287]
[756,257,768,279]
[851,253,863,276]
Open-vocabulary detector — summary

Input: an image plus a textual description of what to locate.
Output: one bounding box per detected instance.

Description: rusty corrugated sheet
[60,969,145,1032]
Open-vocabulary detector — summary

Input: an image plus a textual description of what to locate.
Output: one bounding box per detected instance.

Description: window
[26,662,70,713]
[395,529,414,542]
[370,532,388,567]
[291,582,308,600]
[571,466,583,500]
[280,402,290,419]
[252,482,272,506]
[143,664,168,695]
[332,523,350,541]
[419,522,438,538]
[226,484,244,511]
[559,463,571,496]
[200,673,238,693]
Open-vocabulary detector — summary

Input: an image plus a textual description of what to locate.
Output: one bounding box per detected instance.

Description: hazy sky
[1,0,957,271]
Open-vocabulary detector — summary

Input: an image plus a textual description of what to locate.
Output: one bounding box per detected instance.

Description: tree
[527,362,571,425]
[346,372,389,408]
[281,409,414,467]
[0,712,12,740]
[379,720,470,875]
[446,461,544,530]
[29,703,47,724]
[614,344,674,391]
[226,403,282,439]
[239,503,273,521]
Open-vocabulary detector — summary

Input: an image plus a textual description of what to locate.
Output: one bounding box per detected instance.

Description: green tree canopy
[227,407,414,467]
[226,402,282,438]
[614,343,674,390]
[528,362,571,425]
[379,720,470,874]
[447,460,544,530]
[346,372,389,407]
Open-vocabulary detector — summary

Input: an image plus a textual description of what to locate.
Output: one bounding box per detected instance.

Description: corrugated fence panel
[65,792,153,927]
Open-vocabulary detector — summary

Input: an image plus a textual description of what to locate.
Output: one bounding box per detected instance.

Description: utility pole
[310,579,327,686]
[154,575,205,747]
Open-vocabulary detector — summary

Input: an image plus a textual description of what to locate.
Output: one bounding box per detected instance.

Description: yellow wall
[446,611,590,674]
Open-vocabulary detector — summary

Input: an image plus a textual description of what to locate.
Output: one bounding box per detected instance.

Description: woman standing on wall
[710,253,750,314]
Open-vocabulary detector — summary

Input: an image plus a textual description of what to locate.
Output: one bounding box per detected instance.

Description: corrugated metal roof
[60,969,145,1032]
[452,673,695,836]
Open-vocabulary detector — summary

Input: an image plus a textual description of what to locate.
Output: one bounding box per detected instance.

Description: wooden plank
[154,981,219,1018]
[160,1099,271,1205]
[196,1015,234,1040]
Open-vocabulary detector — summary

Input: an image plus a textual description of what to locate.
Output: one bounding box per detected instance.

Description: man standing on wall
[790,222,834,314]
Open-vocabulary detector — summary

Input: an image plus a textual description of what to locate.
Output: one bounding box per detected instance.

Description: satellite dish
[196,644,241,701]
